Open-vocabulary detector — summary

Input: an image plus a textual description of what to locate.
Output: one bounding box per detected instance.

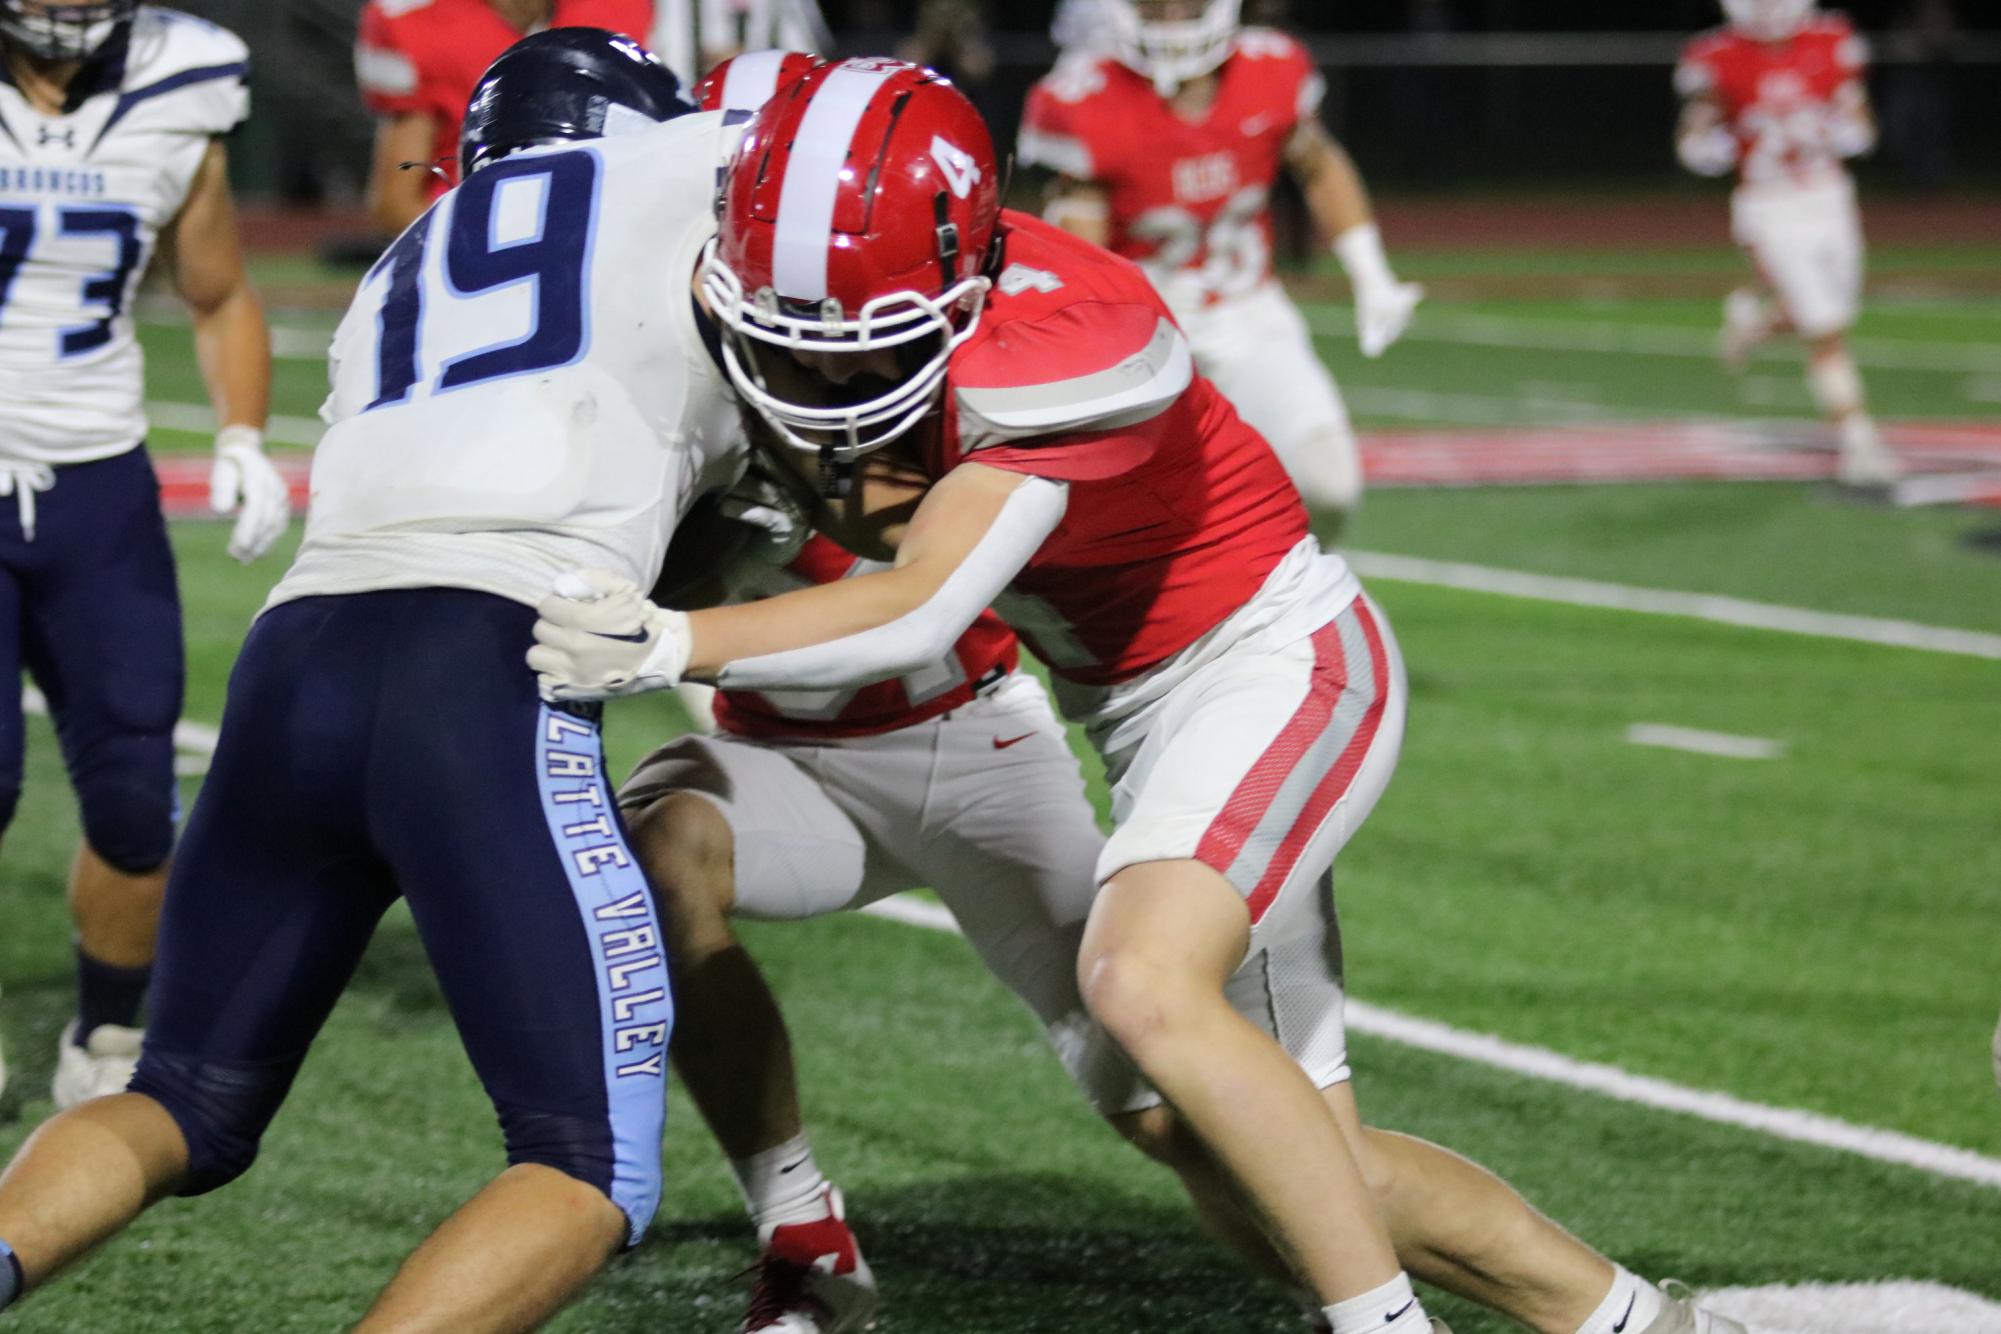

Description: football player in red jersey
[355,0,655,233]
[531,61,1750,1334]
[1677,0,1901,488]
[1018,0,1421,525]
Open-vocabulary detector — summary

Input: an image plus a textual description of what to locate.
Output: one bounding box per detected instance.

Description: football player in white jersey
[0,30,744,1327]
[0,0,289,1108]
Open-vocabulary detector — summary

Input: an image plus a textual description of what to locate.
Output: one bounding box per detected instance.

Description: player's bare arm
[1289,115,1423,358]
[1041,176,1112,247]
[529,462,1066,700]
[366,110,437,234]
[1676,92,1739,177]
[165,140,289,562]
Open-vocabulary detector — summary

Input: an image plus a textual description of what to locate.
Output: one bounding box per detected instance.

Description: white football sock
[1809,348,1865,420]
[1574,1266,1665,1334]
[731,1133,830,1231]
[1324,1273,1427,1334]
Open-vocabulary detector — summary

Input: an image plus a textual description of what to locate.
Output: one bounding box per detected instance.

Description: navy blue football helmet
[0,0,137,63]
[459,28,694,179]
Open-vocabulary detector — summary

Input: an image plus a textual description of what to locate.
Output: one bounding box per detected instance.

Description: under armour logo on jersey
[929,136,982,200]
[998,264,1064,297]
[37,125,76,149]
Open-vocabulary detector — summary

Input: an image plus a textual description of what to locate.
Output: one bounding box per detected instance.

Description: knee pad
[1285,428,1364,515]
[76,770,176,874]
[129,1047,304,1195]
[500,1107,657,1242]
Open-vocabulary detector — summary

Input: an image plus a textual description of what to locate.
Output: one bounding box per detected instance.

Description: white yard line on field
[1347,551,2001,662]
[145,400,324,448]
[1625,722,1785,759]
[1300,304,2001,376]
[856,894,2001,1192]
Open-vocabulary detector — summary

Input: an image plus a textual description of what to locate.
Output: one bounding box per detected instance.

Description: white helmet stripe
[772,62,900,301]
[719,48,788,115]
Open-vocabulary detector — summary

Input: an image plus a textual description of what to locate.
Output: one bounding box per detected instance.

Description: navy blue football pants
[128,589,672,1243]
[0,447,181,872]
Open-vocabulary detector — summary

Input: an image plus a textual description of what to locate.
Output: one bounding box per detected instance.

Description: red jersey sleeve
[1018,54,1116,181]
[355,2,424,118]
[1234,28,1322,129]
[1675,31,1727,99]
[950,299,1193,481]
[1821,12,1869,79]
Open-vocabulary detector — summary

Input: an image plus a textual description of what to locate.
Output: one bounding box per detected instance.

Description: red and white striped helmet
[1721,0,1816,42]
[701,58,1000,463]
[693,49,822,117]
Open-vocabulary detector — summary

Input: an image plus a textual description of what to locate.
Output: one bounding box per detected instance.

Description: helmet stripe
[719,49,788,115]
[772,62,901,301]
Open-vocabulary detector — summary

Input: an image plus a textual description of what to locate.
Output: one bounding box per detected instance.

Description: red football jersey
[1676,13,1868,189]
[356,0,656,197]
[927,211,1308,687]
[1019,30,1324,306]
[714,534,1020,741]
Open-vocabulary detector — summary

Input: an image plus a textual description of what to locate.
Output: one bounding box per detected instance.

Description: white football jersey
[271,111,747,612]
[0,7,247,464]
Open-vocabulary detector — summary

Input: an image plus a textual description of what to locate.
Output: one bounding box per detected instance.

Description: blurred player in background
[1021,0,1422,526]
[0,0,287,1109]
[534,59,1750,1334]
[355,0,655,233]
[1677,0,1902,489]
[0,30,734,1326]
[649,0,828,84]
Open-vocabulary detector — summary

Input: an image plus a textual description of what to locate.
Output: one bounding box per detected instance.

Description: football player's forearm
[1293,133,1372,245]
[693,474,1066,688]
[192,283,271,431]
[1043,180,1111,246]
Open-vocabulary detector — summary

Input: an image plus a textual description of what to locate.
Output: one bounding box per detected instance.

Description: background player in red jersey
[354,0,654,233]
[532,60,1750,1334]
[1677,0,1901,489]
[1019,0,1421,526]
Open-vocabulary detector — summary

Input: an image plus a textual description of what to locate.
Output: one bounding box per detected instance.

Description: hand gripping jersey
[1019,29,1324,311]
[0,7,247,463]
[274,111,744,610]
[713,532,1018,740]
[1676,12,1868,192]
[356,0,655,199]
[929,211,1308,686]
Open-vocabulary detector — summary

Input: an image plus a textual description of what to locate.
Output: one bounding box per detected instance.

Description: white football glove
[1334,223,1424,359]
[210,425,291,563]
[529,569,692,703]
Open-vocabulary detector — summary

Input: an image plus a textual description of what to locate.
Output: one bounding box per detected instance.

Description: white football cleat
[52,1020,143,1110]
[1647,1281,1750,1334]
[740,1185,878,1333]
[1835,417,1903,490]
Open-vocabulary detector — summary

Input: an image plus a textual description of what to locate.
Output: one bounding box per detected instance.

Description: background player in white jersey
[0,0,289,1108]
[649,0,827,84]
[1020,0,1422,524]
[0,31,740,1326]
[1677,0,1901,489]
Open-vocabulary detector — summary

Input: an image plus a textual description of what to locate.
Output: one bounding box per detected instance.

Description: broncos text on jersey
[275,110,745,612]
[1019,29,1323,310]
[0,6,246,462]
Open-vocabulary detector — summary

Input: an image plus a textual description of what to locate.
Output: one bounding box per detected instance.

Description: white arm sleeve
[714,475,1068,691]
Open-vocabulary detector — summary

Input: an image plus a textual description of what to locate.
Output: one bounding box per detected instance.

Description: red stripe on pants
[1242,600,1390,923]
[1192,618,1348,913]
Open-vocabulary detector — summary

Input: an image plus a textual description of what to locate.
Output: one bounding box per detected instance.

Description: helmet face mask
[0,0,136,64]
[1721,0,1817,42]
[1107,0,1241,96]
[704,60,1001,468]
[702,238,988,461]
